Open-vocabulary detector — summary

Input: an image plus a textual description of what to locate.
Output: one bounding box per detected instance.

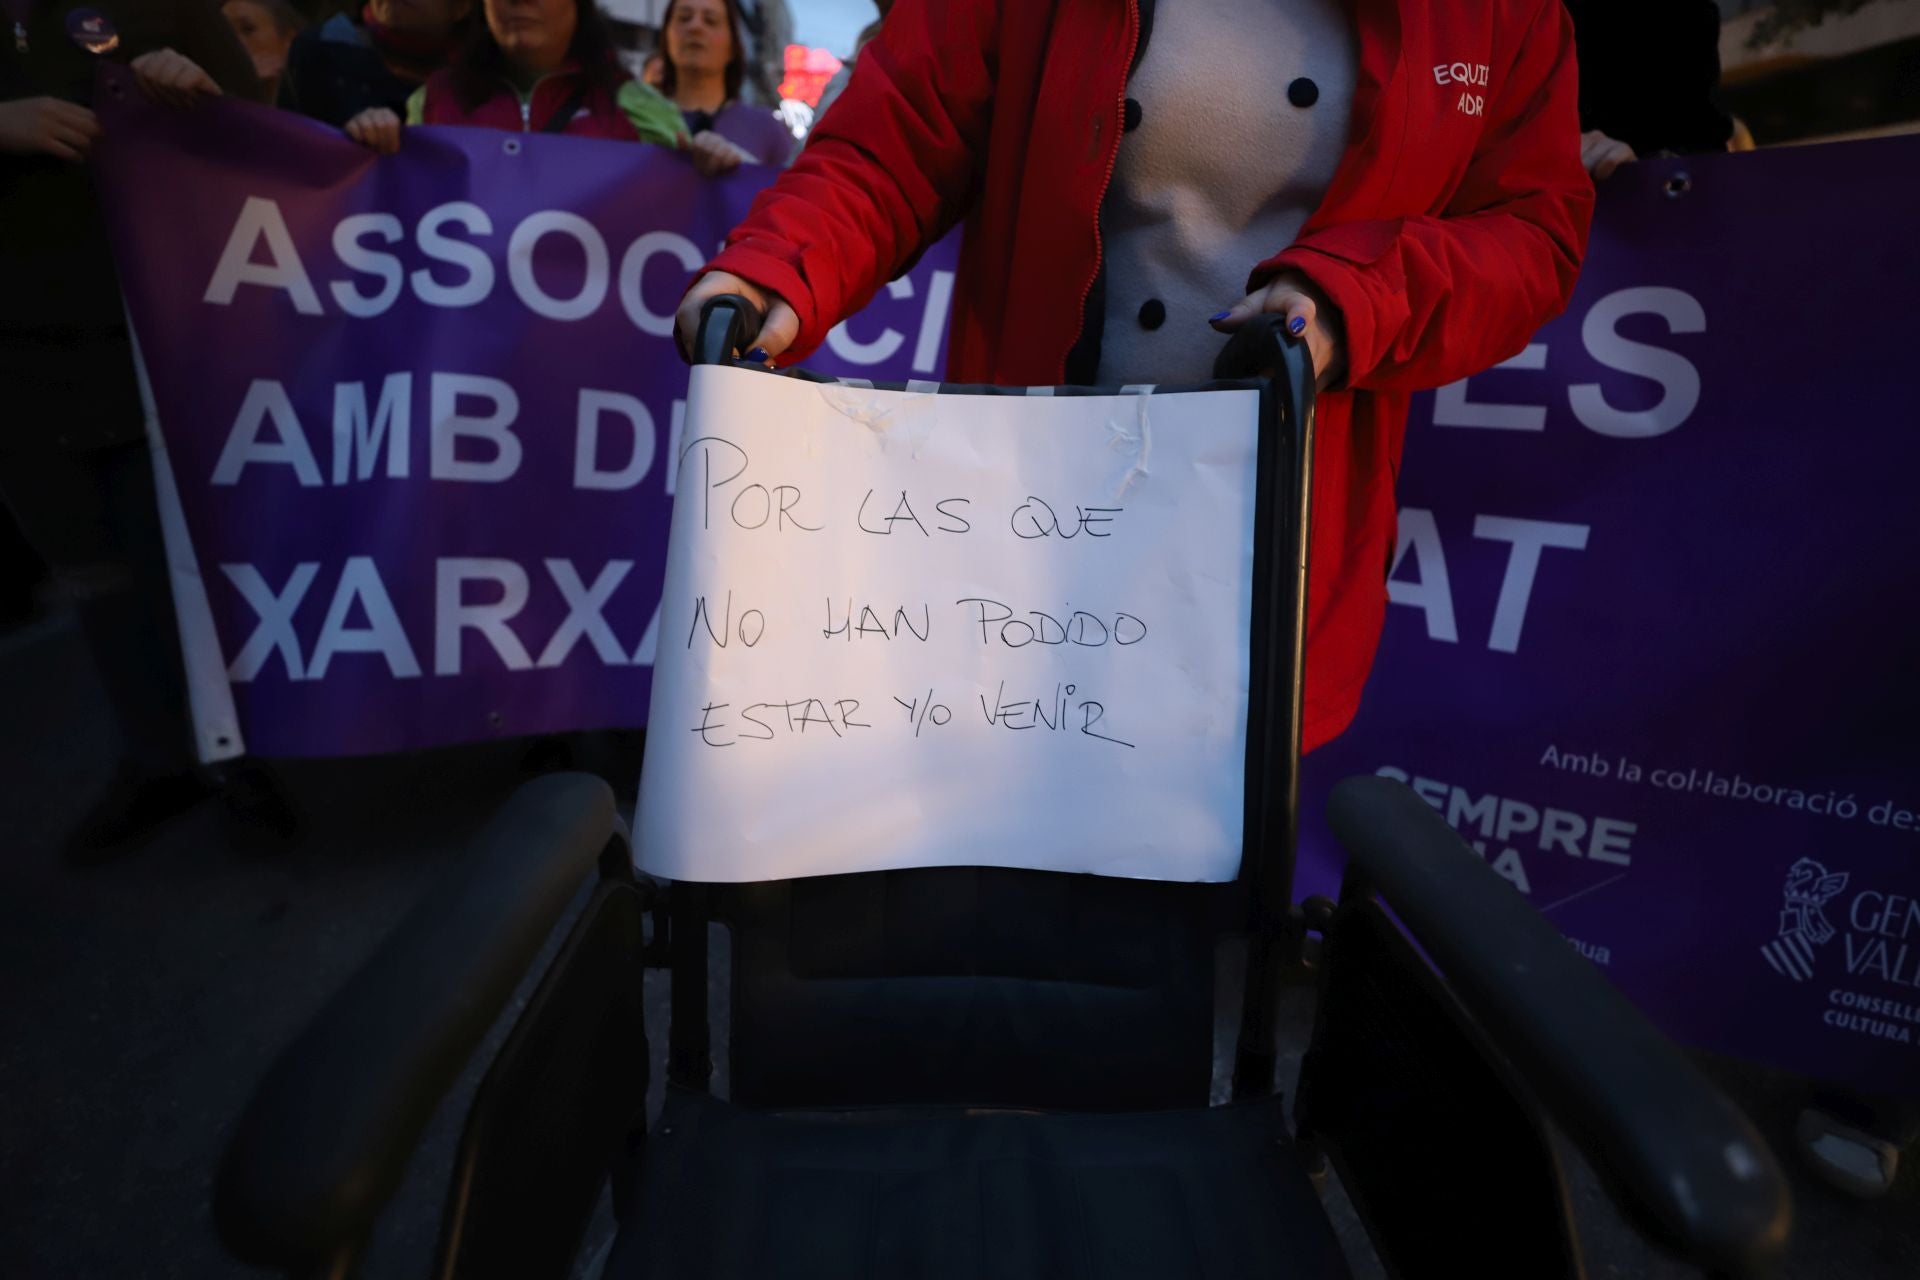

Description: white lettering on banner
[1434,345,1548,431]
[1387,508,1457,642]
[827,276,911,364]
[574,390,656,490]
[429,374,522,483]
[632,599,662,664]
[1585,755,1894,818]
[411,202,495,308]
[200,202,953,369]
[222,557,660,682]
[1825,1010,1916,1042]
[1570,287,1706,438]
[823,270,957,374]
[1830,989,1920,1022]
[212,380,323,486]
[1843,935,1920,988]
[1428,289,1705,437]
[618,231,704,337]
[1388,510,1588,653]
[1375,764,1639,895]
[213,374,690,493]
[914,271,956,373]
[330,213,405,318]
[507,211,610,321]
[1541,744,1611,777]
[203,196,324,315]
[1852,893,1920,939]
[1473,516,1591,653]
[1567,937,1612,966]
[435,558,533,674]
[332,373,411,484]
[537,560,635,668]
[308,556,421,680]
[221,562,319,680]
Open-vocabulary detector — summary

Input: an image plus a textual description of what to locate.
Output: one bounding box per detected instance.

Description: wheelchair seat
[612,1088,1345,1280]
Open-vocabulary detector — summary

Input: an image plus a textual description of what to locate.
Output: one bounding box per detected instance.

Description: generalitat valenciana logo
[1761,858,1849,982]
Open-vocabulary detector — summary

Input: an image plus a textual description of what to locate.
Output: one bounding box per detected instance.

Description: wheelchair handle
[1216,316,1319,1100]
[1213,312,1315,424]
[694,293,765,367]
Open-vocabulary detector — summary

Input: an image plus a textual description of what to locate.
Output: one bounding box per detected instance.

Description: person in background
[655,0,789,173]
[1564,0,1734,179]
[278,0,469,126]
[221,0,303,99]
[1,1,297,860]
[341,0,683,151]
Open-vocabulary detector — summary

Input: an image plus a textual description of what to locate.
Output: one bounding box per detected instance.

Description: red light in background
[780,44,843,107]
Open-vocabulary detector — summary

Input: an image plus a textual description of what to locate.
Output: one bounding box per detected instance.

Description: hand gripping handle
[693,293,765,367]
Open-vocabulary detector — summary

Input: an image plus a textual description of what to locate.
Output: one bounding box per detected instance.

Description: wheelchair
[213,306,1792,1279]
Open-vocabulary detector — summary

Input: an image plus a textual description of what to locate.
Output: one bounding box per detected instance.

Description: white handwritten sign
[635,367,1261,883]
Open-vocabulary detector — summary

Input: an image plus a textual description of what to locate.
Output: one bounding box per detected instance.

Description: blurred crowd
[77,0,797,163]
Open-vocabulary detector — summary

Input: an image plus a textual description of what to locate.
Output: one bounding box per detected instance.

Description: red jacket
[416,64,639,141]
[708,0,1593,752]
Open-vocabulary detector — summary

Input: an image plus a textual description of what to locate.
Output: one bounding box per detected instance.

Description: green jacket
[403,75,685,147]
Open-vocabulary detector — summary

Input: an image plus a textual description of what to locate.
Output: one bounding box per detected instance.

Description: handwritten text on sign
[636,369,1260,883]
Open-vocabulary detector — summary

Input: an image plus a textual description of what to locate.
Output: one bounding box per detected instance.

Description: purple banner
[95,72,1917,1092]
[1299,136,1920,1097]
[91,71,956,761]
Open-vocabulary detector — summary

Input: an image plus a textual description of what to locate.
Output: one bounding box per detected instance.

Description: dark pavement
[0,611,1913,1278]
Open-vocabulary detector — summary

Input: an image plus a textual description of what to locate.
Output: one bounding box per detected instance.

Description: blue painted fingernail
[1289,316,1307,335]
[745,346,768,363]
[1209,311,1232,323]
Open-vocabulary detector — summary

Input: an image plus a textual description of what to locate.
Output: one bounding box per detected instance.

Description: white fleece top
[1095,0,1359,386]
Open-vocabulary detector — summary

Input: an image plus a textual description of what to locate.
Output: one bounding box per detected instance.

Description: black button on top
[1288,76,1319,108]
[1123,97,1142,132]
[1138,298,1166,330]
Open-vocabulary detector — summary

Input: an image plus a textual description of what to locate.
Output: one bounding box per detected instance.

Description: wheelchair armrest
[215,772,626,1271]
[1326,776,1791,1278]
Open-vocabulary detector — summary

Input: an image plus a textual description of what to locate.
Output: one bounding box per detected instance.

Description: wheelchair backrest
[661,310,1316,1114]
